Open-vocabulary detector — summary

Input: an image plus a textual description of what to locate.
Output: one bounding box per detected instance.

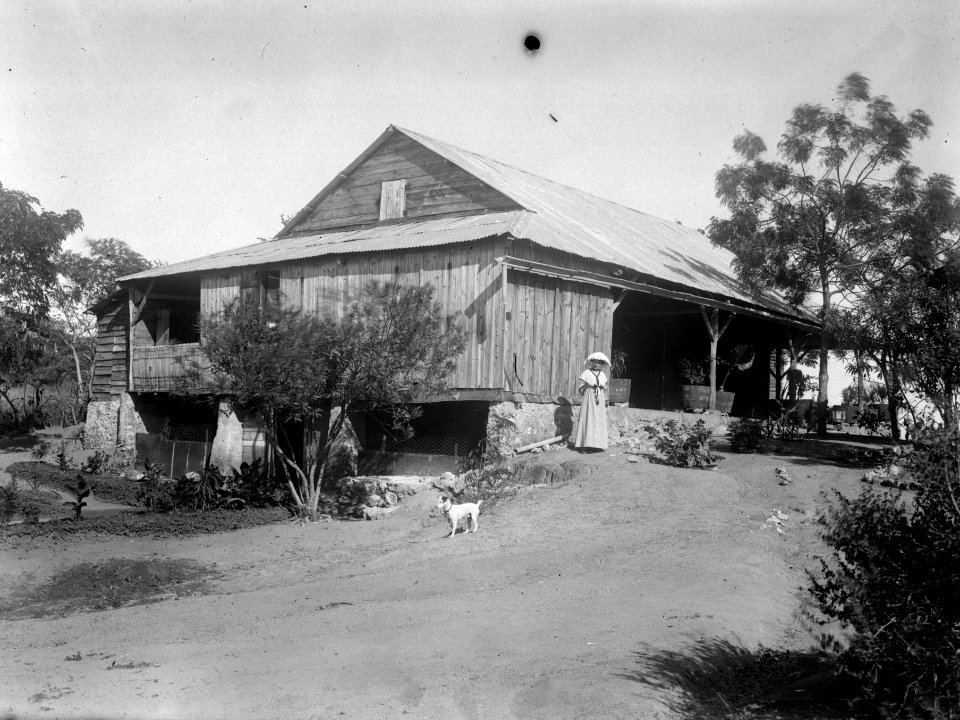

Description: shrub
[56,441,74,471]
[31,441,50,462]
[0,478,22,524]
[135,460,176,511]
[645,419,723,468]
[174,467,227,511]
[81,450,111,474]
[728,419,763,453]
[809,425,960,717]
[458,440,517,506]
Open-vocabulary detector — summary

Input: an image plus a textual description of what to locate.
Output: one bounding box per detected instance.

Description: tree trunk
[877,354,901,441]
[71,343,84,409]
[855,349,865,408]
[816,283,831,435]
[700,307,734,412]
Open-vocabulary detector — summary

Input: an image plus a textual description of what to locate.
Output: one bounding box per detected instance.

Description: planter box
[715,391,735,414]
[608,378,631,404]
[681,385,711,410]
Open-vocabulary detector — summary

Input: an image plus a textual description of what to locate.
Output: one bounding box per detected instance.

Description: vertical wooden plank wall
[200,270,243,318]
[195,241,613,400]
[269,240,506,392]
[504,271,613,400]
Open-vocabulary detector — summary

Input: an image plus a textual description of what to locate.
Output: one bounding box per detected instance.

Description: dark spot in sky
[524,34,541,52]
[549,113,558,123]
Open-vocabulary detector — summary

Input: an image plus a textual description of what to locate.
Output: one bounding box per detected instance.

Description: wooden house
[86,125,819,470]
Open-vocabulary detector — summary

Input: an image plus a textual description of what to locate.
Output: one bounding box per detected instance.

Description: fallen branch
[514,435,565,454]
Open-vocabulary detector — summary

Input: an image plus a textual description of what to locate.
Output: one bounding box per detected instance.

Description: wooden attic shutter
[379,179,407,221]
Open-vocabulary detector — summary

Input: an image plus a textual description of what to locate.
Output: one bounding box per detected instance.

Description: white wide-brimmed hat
[585,352,610,364]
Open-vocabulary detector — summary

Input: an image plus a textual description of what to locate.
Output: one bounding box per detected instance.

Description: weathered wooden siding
[500,240,615,399]
[504,270,613,400]
[200,270,244,318]
[287,133,520,235]
[91,301,129,399]
[130,344,209,393]
[192,239,620,400]
[274,240,508,391]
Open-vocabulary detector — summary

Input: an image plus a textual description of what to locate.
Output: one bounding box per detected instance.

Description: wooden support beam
[699,306,736,411]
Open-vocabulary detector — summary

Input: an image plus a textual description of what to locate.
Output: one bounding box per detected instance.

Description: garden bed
[0,506,291,547]
[7,461,142,506]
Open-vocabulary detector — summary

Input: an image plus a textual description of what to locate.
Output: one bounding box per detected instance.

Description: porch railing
[131,343,210,393]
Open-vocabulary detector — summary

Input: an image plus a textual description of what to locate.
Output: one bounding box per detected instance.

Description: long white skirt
[575,387,608,450]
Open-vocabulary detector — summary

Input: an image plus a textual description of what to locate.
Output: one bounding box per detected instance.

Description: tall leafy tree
[52,238,154,406]
[197,281,466,520]
[0,181,83,322]
[709,73,934,432]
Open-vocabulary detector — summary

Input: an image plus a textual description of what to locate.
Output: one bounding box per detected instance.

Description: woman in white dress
[574,352,609,451]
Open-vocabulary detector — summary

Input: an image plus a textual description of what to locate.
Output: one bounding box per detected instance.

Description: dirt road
[0,443,864,719]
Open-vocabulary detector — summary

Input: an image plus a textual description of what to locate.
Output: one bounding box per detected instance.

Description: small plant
[679,358,708,386]
[0,478,22,524]
[105,450,134,476]
[31,441,50,462]
[458,440,517,506]
[65,475,91,519]
[728,419,764,453]
[135,460,176,510]
[81,450,111,475]
[174,466,246,510]
[611,349,628,379]
[56,440,74,471]
[645,419,723,468]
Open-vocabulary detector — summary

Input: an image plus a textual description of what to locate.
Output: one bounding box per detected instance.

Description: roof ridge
[393,125,699,232]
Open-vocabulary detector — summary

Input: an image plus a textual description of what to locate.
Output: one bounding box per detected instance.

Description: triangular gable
[278,126,522,238]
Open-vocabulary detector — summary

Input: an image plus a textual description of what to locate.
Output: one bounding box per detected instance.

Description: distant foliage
[645,419,723,468]
[727,419,763,453]
[809,425,960,717]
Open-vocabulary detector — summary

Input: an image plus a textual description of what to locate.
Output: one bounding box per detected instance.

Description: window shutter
[379,179,407,220]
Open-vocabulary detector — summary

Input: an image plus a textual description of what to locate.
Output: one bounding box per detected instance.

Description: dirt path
[0,442,867,719]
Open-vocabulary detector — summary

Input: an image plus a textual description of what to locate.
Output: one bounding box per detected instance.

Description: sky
[3,0,958,265]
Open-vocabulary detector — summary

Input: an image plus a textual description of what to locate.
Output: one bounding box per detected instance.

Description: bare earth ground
[0,434,875,720]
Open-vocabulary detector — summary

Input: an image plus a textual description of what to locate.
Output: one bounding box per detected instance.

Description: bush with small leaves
[645,419,723,469]
[728,419,764,453]
[135,460,176,510]
[56,441,74,471]
[81,450,111,474]
[809,424,960,717]
[31,441,50,462]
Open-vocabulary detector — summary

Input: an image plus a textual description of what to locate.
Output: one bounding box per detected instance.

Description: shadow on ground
[620,637,866,719]
[0,434,38,453]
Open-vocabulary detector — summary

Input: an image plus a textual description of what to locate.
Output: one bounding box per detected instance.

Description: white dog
[437,494,482,538]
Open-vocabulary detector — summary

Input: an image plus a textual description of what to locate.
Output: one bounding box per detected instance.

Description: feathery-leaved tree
[709,73,934,433]
[196,281,466,520]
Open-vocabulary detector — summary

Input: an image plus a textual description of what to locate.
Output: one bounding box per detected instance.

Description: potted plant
[680,358,711,411]
[608,349,631,405]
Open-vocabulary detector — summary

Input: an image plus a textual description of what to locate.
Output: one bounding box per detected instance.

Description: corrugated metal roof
[119,212,525,280]
[393,127,799,315]
[121,125,814,323]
